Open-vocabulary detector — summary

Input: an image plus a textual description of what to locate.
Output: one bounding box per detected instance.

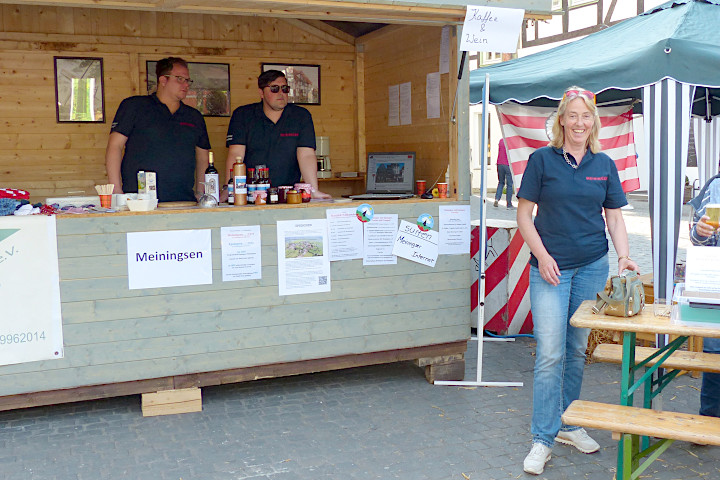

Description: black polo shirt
[518,146,628,270]
[111,94,211,202]
[226,102,316,187]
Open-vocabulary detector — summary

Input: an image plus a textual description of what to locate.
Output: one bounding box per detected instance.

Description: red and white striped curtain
[496,103,641,193]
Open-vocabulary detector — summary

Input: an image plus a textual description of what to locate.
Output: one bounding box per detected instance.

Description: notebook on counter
[349,152,415,200]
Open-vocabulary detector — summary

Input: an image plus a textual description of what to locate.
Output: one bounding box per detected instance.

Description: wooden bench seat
[592,343,720,374]
[562,400,720,446]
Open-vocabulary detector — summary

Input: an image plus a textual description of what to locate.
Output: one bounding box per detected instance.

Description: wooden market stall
[0,0,549,411]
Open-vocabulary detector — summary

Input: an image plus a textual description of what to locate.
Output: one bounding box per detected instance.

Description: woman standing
[516,87,639,475]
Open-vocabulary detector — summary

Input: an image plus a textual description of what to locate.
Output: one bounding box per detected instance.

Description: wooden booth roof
[0,0,553,26]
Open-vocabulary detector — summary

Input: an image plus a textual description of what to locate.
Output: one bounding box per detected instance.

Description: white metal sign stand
[436,72,523,388]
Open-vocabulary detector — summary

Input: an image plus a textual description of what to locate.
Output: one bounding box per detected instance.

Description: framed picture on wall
[261,63,321,105]
[146,61,231,117]
[54,57,105,123]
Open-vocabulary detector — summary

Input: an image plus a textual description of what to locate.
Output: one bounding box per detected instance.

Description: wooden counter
[0,200,470,410]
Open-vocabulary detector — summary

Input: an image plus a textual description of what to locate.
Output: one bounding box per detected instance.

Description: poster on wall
[127,229,213,289]
[0,216,64,366]
[276,219,331,296]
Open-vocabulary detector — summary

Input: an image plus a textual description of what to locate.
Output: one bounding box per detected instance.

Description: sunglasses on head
[266,85,290,93]
[563,89,596,104]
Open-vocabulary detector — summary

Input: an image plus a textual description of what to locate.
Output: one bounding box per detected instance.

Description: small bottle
[247,168,256,205]
[204,152,220,202]
[233,157,247,206]
[227,181,234,204]
[268,187,279,204]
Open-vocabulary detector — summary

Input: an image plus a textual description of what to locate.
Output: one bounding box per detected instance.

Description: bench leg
[618,433,675,480]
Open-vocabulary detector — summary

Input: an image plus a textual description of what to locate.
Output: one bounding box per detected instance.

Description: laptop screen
[366,152,415,194]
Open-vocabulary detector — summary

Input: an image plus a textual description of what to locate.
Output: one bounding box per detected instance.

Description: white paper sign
[392,220,439,267]
[127,229,213,289]
[400,82,412,125]
[439,25,450,74]
[427,72,441,119]
[439,205,471,255]
[364,214,398,266]
[277,219,331,296]
[388,84,400,126]
[0,216,64,366]
[327,208,363,261]
[685,245,720,293]
[221,225,262,281]
[460,5,525,53]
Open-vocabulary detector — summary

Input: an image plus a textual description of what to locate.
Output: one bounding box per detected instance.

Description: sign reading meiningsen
[460,5,525,53]
[127,229,213,289]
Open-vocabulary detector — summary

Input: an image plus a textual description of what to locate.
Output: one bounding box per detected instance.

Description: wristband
[618,255,631,263]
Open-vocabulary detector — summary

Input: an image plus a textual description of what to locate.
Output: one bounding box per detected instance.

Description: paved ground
[1,196,718,480]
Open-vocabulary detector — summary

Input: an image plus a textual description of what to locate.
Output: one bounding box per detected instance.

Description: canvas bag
[592,270,645,317]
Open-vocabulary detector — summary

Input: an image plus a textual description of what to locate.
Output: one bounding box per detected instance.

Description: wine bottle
[233,157,247,206]
[247,167,256,205]
[204,152,220,202]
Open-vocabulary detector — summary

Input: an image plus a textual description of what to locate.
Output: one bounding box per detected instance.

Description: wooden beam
[292,19,356,45]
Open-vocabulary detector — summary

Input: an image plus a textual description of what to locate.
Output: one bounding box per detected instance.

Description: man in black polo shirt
[105,57,211,202]
[224,70,330,199]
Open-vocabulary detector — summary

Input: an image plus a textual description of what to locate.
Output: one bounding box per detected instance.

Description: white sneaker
[523,442,552,475]
[555,428,600,453]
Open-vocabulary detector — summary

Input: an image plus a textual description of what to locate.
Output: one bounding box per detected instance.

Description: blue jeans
[701,337,720,417]
[529,254,609,446]
[495,164,514,205]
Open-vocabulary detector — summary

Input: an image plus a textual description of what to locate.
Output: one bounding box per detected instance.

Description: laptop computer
[349,152,415,200]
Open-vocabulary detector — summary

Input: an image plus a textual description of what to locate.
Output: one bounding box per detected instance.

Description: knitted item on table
[0,198,20,216]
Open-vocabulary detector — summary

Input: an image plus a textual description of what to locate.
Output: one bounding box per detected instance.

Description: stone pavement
[1,196,718,480]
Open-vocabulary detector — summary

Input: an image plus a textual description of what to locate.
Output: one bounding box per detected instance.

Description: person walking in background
[494,137,514,209]
[516,86,639,475]
[688,173,720,418]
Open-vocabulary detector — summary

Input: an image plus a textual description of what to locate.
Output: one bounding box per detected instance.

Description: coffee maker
[316,136,332,179]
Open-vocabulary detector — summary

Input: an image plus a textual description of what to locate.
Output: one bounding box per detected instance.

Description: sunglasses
[563,89,596,104]
[266,85,290,93]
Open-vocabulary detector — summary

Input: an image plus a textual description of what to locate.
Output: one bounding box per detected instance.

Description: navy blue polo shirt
[111,94,211,202]
[226,102,316,187]
[517,146,628,270]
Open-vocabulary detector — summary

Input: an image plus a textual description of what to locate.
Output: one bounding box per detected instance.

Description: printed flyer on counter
[0,216,64,366]
[276,219,331,296]
[221,225,262,281]
[327,208,363,261]
[363,214,398,265]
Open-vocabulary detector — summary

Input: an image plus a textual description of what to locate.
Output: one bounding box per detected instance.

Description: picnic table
[565,300,720,480]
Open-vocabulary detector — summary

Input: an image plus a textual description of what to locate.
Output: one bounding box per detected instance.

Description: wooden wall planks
[0,204,470,397]
[0,5,360,202]
[360,25,454,190]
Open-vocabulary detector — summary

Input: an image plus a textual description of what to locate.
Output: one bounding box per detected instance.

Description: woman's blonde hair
[549,86,602,153]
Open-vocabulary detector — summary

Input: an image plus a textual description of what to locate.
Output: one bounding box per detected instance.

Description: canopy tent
[469,0,720,300]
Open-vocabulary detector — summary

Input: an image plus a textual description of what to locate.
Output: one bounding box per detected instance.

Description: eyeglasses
[563,89,595,104]
[164,75,194,85]
[266,85,290,94]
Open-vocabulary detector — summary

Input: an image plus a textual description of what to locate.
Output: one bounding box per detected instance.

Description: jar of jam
[286,189,302,204]
[294,183,313,203]
[268,187,279,204]
[278,186,292,203]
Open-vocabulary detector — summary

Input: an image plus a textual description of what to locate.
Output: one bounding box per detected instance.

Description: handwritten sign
[460,5,525,53]
[392,220,438,268]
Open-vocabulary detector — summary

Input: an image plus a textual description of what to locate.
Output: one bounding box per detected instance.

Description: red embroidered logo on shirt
[280,133,299,137]
[179,122,196,128]
[586,176,608,181]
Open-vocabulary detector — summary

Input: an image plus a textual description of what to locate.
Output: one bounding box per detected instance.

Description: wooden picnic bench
[569,300,720,480]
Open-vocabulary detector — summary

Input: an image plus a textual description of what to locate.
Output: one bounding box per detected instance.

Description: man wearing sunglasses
[105,57,211,202]
[224,70,330,199]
